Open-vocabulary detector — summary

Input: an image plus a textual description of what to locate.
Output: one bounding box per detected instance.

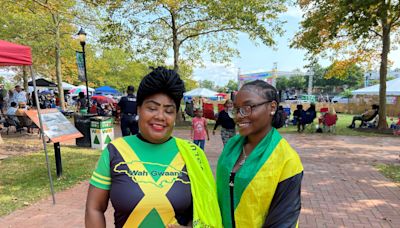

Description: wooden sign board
[25,109,83,143]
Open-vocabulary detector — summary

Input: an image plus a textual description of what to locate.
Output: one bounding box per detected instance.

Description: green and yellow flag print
[217,128,303,227]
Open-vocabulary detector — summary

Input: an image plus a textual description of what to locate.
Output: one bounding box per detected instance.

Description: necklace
[239,147,247,166]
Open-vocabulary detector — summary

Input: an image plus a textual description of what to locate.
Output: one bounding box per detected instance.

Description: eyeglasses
[233,100,272,117]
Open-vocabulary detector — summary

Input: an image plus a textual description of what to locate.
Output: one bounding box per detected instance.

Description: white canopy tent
[62,82,76,90]
[184,88,218,98]
[352,78,400,96]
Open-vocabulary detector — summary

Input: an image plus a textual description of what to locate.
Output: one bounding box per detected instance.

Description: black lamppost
[77,28,90,113]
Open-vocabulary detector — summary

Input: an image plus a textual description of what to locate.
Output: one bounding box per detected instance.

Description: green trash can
[90,116,114,150]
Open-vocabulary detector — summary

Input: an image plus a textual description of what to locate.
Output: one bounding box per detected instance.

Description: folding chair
[4,115,22,134]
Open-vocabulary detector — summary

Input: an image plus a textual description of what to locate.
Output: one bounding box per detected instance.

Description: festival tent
[69,85,95,95]
[352,77,400,96]
[0,40,56,203]
[62,82,76,90]
[28,78,57,87]
[95,85,120,95]
[0,40,32,66]
[184,88,218,98]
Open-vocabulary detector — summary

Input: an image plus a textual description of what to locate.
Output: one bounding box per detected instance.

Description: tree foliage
[199,80,216,90]
[98,0,287,71]
[292,0,400,129]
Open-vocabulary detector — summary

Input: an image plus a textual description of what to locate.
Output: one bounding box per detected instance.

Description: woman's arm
[85,185,110,228]
[263,172,303,228]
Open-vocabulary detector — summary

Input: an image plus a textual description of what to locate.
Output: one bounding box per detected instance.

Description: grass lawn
[376,164,400,183]
[0,145,100,216]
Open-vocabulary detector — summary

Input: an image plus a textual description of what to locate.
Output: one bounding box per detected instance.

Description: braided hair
[137,67,185,111]
[241,80,285,129]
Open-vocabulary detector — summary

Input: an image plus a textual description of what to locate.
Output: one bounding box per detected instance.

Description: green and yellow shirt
[90,135,192,227]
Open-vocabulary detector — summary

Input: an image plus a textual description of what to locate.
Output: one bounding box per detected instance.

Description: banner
[76,51,86,82]
[238,72,276,88]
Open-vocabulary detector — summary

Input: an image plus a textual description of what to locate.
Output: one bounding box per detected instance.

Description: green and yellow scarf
[216,128,303,227]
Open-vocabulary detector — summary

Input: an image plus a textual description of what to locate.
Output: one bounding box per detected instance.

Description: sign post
[25,109,84,177]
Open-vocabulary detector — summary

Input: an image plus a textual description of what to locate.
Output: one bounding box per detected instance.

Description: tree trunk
[22,66,29,92]
[171,11,180,73]
[170,10,184,123]
[53,15,66,111]
[377,23,390,129]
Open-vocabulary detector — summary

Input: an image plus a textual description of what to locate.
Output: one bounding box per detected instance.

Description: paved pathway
[1,130,400,228]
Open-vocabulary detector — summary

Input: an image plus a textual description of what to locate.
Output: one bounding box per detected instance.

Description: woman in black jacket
[213,99,236,145]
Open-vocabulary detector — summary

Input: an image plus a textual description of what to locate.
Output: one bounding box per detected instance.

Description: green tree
[199,80,216,90]
[292,0,400,129]
[0,0,91,110]
[99,0,287,72]
[287,76,307,90]
[276,77,289,91]
[225,79,238,92]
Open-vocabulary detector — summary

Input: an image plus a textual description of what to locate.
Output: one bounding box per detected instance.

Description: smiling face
[224,100,233,111]
[137,93,177,144]
[234,89,276,140]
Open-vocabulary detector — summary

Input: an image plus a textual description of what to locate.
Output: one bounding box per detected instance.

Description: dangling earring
[270,111,275,115]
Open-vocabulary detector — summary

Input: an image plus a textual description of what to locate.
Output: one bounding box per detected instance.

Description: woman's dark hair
[241,80,285,128]
[78,92,85,99]
[137,66,185,111]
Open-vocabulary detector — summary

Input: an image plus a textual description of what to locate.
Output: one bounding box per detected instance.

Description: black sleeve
[263,172,303,228]
[117,97,125,109]
[213,111,222,130]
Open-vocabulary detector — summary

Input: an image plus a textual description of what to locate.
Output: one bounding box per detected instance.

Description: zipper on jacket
[229,172,236,228]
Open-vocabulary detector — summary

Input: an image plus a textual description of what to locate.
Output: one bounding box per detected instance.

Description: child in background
[191,108,209,150]
[391,113,400,135]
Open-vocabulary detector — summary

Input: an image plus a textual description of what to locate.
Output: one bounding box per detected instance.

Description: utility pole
[272,62,278,87]
[307,70,314,95]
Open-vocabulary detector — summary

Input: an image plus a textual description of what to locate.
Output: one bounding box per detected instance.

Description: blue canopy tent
[94,86,120,95]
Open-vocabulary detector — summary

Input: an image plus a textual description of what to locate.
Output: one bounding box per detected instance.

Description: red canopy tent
[0,40,55,203]
[0,40,32,66]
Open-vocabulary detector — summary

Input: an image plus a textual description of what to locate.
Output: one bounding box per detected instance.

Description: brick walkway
[1,130,399,227]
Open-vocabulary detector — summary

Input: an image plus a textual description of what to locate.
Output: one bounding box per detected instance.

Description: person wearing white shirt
[13,85,27,104]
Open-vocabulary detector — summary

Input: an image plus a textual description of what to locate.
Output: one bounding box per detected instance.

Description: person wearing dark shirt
[77,92,88,113]
[213,99,236,145]
[118,85,138,136]
[293,104,304,132]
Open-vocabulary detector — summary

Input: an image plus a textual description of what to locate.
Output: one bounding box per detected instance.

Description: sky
[192,6,400,86]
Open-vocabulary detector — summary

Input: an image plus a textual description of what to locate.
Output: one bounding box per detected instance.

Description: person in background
[191,108,209,150]
[216,80,303,227]
[0,84,6,113]
[85,67,222,228]
[118,85,139,136]
[6,102,18,116]
[13,85,27,104]
[293,104,304,132]
[76,92,88,114]
[5,89,14,110]
[213,99,235,145]
[348,104,379,128]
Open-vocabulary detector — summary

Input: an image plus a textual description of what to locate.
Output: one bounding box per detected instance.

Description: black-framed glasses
[233,100,272,117]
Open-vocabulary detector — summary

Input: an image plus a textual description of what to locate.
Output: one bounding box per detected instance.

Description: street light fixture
[77,28,90,113]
